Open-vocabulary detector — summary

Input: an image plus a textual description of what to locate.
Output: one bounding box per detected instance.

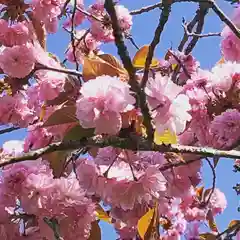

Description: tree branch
[0,126,20,135]
[210,0,240,39]
[178,12,199,51]
[141,0,172,89]
[185,3,209,54]
[130,2,163,15]
[216,221,240,239]
[1,136,240,168]
[104,0,154,140]
[182,19,221,38]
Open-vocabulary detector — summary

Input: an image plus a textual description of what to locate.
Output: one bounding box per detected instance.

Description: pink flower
[206,189,227,215]
[77,159,166,210]
[0,44,35,78]
[115,5,132,32]
[1,159,50,199]
[24,126,53,152]
[88,4,132,42]
[221,26,240,62]
[31,0,63,33]
[35,64,66,101]
[0,20,8,42]
[76,76,135,135]
[145,74,191,135]
[1,21,31,47]
[22,173,95,240]
[210,61,240,92]
[0,93,35,127]
[210,109,240,148]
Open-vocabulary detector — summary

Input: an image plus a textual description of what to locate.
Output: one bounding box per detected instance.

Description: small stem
[141,0,171,89]
[35,64,83,78]
[130,2,162,15]
[76,6,103,22]
[205,158,216,205]
[0,126,20,135]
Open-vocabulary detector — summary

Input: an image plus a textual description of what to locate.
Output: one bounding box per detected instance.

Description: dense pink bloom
[0,159,50,201]
[24,126,53,152]
[0,44,35,78]
[31,0,64,33]
[145,73,192,134]
[210,61,240,92]
[35,68,66,102]
[77,158,167,210]
[206,188,227,215]
[0,93,35,127]
[0,20,31,47]
[221,26,240,62]
[21,173,95,239]
[210,109,240,147]
[115,5,133,32]
[76,76,135,135]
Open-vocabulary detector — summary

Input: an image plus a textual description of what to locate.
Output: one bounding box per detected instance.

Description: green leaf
[88,221,101,240]
[63,124,94,141]
[42,105,78,128]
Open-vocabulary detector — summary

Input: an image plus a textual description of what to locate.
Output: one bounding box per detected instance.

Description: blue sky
[0,0,239,239]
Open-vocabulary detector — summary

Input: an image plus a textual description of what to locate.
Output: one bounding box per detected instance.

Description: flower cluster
[0,0,238,239]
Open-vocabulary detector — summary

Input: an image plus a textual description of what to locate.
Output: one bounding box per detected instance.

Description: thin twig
[169,50,191,80]
[76,6,103,22]
[182,20,221,38]
[126,34,140,50]
[130,2,163,15]
[205,158,216,205]
[0,126,20,135]
[35,64,83,78]
[178,13,199,51]
[70,0,80,80]
[1,136,240,168]
[141,0,171,89]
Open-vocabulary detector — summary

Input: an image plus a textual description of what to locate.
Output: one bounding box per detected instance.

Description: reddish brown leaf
[82,54,128,81]
[42,105,78,128]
